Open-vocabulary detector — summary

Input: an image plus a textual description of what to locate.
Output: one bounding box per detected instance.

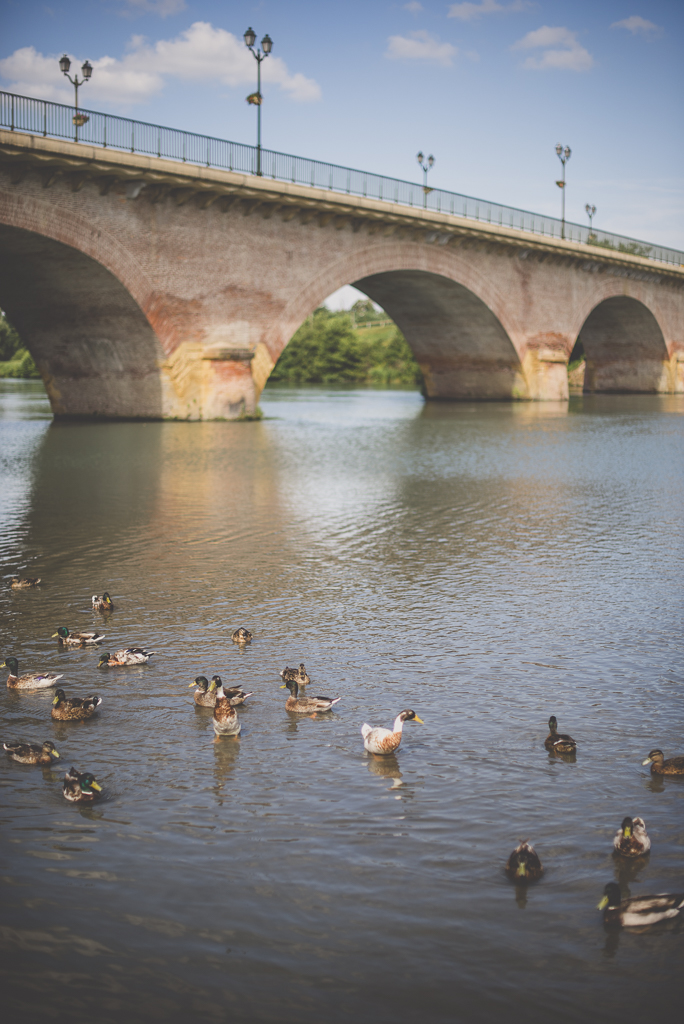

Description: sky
[1,1,682,309]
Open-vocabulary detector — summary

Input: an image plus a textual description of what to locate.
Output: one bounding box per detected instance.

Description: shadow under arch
[575,296,670,393]
[0,224,164,418]
[353,269,524,399]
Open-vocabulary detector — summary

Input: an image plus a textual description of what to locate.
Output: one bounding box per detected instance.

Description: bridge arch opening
[0,224,163,418]
[576,296,670,393]
[271,269,525,401]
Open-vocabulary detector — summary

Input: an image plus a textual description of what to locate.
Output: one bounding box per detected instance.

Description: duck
[51,689,102,721]
[213,682,242,736]
[10,576,41,588]
[544,715,576,754]
[62,767,102,804]
[53,626,104,647]
[361,709,423,755]
[4,740,60,765]
[2,657,64,690]
[613,816,651,857]
[505,841,543,882]
[231,627,252,644]
[98,648,155,667]
[598,882,684,927]
[92,592,114,612]
[281,679,341,714]
[641,749,684,776]
[211,675,252,706]
[190,676,218,706]
[280,663,310,686]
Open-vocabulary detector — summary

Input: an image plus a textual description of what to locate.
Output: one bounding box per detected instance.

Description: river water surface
[1,380,683,1023]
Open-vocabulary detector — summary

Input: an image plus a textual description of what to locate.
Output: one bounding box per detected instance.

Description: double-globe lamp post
[585,203,596,237]
[555,143,571,239]
[416,152,435,208]
[244,27,273,177]
[59,54,92,142]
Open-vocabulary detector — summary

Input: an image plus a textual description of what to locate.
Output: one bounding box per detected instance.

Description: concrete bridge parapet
[1,128,683,419]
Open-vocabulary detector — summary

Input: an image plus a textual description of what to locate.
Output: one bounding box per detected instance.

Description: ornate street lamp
[244,28,273,176]
[585,203,596,238]
[59,54,93,142]
[555,143,571,239]
[416,151,435,209]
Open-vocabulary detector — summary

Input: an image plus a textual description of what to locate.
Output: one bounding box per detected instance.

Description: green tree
[0,310,40,378]
[270,307,364,384]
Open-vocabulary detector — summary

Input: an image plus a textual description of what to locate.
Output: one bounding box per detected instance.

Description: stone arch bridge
[1,129,683,419]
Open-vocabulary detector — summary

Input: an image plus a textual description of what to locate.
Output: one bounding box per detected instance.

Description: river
[1,379,683,1023]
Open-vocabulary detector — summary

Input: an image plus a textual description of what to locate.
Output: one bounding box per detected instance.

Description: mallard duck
[642,749,684,775]
[51,689,102,721]
[231,627,252,644]
[505,841,543,881]
[211,675,252,706]
[281,679,341,714]
[213,682,242,736]
[52,626,104,647]
[613,816,651,857]
[361,709,423,754]
[544,715,576,754]
[62,767,102,803]
[2,657,64,690]
[92,592,114,612]
[280,663,310,685]
[598,882,684,927]
[4,740,60,765]
[190,676,217,706]
[10,576,41,588]
[98,648,155,667]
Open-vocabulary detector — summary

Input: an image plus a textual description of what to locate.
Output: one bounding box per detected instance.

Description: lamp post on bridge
[555,143,571,239]
[59,54,93,142]
[416,151,435,209]
[244,27,273,177]
[585,203,596,241]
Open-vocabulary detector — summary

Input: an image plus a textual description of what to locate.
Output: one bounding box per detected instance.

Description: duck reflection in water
[613,854,649,891]
[365,753,404,788]
[213,735,241,803]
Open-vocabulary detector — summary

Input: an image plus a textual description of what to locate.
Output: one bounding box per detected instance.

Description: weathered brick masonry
[1,129,682,419]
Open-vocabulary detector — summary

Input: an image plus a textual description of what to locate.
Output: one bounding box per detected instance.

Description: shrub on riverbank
[269,306,423,387]
[0,312,40,378]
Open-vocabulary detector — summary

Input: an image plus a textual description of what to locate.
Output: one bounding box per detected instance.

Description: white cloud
[0,23,321,106]
[385,30,457,66]
[448,0,531,21]
[121,0,187,16]
[611,15,661,36]
[512,26,594,71]
[403,1,423,12]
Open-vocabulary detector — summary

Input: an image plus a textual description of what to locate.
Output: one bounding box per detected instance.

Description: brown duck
[51,689,102,721]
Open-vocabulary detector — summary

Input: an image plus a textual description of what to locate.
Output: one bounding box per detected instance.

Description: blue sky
[1,0,682,270]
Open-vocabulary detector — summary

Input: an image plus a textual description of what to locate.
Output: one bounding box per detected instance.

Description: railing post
[11,93,14,131]
[43,99,47,137]
[131,122,135,153]
[103,114,107,148]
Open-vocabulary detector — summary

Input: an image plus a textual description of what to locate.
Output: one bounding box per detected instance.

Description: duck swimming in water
[213,682,241,736]
[505,841,543,882]
[544,716,576,754]
[190,676,217,706]
[280,663,310,686]
[51,690,102,721]
[4,740,60,765]
[53,626,104,647]
[92,592,114,612]
[2,657,63,690]
[210,676,252,706]
[613,816,650,857]
[281,679,341,714]
[598,882,684,927]
[98,649,155,667]
[641,749,684,776]
[62,767,102,804]
[231,627,252,644]
[361,709,423,755]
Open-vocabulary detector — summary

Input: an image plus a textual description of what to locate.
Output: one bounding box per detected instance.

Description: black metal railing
[2,90,682,266]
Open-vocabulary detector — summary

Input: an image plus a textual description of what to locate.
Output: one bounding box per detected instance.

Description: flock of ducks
[4,577,684,930]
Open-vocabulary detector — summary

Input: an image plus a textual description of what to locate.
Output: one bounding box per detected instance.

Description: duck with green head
[613,816,650,857]
[211,675,253,706]
[598,882,684,927]
[92,592,114,612]
[98,648,155,667]
[190,676,218,706]
[4,740,60,765]
[53,626,104,647]
[2,657,64,690]
[63,767,102,803]
[505,841,543,882]
[51,689,102,721]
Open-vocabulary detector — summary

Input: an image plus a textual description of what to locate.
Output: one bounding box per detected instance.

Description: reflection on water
[1,381,683,1023]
